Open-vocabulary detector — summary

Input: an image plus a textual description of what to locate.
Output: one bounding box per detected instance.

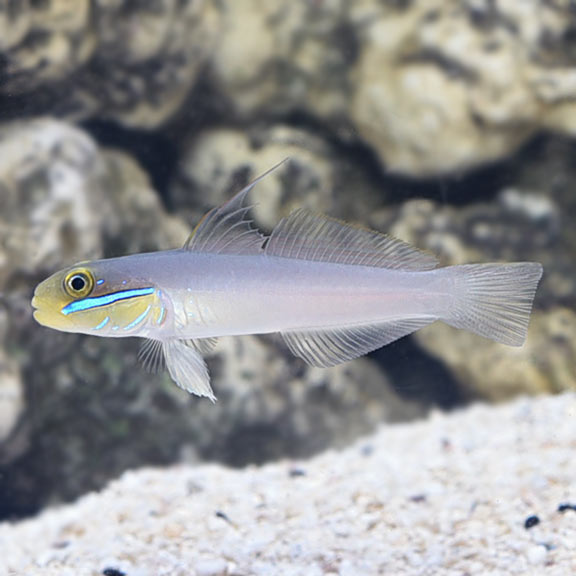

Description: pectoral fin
[135,338,214,401]
[162,339,215,401]
[138,338,216,400]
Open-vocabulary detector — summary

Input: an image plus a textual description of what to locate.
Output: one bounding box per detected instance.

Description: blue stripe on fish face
[61,287,155,315]
[93,316,110,330]
[123,304,151,330]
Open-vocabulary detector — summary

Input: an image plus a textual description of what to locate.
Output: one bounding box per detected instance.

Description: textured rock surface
[5,1,576,174]
[349,0,576,175]
[0,0,220,127]
[171,125,384,228]
[0,341,24,447]
[172,126,336,228]
[0,117,188,299]
[211,0,576,176]
[1,394,575,576]
[0,117,112,457]
[210,0,354,123]
[416,309,576,401]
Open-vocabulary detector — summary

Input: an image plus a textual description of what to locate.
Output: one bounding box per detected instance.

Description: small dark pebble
[289,468,307,478]
[558,503,576,513]
[215,510,232,523]
[524,515,540,529]
[409,494,427,503]
[103,569,126,576]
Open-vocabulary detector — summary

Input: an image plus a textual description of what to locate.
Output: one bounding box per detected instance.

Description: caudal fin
[444,262,543,346]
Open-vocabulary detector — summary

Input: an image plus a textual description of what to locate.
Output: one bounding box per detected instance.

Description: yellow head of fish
[32,261,165,336]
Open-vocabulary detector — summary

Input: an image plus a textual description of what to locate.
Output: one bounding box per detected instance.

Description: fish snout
[31,282,47,313]
[31,293,40,322]
[30,279,65,328]
[31,290,48,325]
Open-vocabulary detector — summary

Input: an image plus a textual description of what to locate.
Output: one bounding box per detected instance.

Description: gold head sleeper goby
[32,162,543,401]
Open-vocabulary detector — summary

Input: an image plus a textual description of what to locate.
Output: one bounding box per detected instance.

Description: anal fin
[188,337,218,355]
[282,317,436,368]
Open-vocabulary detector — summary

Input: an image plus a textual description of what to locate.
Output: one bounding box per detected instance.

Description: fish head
[32,260,165,335]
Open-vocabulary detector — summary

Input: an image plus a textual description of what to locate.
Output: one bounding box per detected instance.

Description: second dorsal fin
[184,161,287,255]
[266,209,438,270]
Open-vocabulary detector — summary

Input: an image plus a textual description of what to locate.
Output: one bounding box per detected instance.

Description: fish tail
[443,262,543,346]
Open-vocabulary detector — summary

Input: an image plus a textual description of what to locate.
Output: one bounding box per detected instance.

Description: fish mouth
[31,302,66,330]
[31,291,53,326]
[32,301,46,325]
[31,292,40,321]
[31,279,70,329]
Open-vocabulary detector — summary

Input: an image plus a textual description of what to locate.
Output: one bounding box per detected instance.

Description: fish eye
[64,269,94,298]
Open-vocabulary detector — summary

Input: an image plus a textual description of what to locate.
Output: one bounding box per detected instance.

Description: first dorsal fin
[184,160,288,255]
[266,209,438,270]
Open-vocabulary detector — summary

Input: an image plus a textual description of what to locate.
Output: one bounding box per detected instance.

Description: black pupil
[70,275,86,291]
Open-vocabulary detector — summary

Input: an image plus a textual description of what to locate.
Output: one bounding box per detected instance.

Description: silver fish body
[32,163,543,400]
[89,251,451,340]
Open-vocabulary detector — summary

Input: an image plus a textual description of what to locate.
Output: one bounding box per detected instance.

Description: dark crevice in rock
[82,120,178,206]
[263,108,534,208]
[370,338,468,410]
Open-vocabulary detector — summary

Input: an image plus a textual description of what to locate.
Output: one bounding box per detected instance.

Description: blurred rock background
[0,0,574,519]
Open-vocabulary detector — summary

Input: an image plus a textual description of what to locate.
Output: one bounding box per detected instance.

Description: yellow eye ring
[64,269,95,298]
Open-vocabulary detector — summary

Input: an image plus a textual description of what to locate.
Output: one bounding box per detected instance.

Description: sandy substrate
[1,393,575,576]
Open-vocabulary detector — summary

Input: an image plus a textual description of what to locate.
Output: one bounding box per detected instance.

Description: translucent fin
[162,339,215,401]
[188,337,218,355]
[138,338,165,374]
[184,160,288,255]
[282,317,436,368]
[444,262,543,346]
[266,209,438,270]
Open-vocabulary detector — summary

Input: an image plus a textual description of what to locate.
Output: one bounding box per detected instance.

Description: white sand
[1,394,575,576]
